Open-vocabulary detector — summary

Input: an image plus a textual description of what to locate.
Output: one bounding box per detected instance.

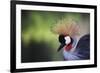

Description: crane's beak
[57,44,65,52]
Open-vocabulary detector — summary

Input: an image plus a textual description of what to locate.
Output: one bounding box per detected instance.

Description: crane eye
[64,36,71,45]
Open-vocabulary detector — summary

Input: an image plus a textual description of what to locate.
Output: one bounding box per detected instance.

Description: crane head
[58,35,73,52]
[51,18,80,52]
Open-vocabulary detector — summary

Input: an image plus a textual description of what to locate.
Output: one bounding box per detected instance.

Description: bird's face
[58,35,73,51]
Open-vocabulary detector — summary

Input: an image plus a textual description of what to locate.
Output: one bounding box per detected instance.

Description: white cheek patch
[64,36,71,45]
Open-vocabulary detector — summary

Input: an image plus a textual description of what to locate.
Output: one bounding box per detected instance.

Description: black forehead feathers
[59,35,65,44]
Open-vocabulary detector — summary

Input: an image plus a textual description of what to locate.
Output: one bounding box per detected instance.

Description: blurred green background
[21,10,90,63]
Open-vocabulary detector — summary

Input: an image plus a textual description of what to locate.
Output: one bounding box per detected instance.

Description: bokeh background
[21,10,90,63]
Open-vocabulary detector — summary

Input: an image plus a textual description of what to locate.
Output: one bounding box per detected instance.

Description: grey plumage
[75,34,90,60]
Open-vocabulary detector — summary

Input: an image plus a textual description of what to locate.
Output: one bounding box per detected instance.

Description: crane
[52,19,90,60]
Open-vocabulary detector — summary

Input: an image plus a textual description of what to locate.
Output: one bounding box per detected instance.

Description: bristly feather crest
[51,18,80,37]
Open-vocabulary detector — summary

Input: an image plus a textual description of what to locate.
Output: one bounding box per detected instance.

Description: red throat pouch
[64,44,72,51]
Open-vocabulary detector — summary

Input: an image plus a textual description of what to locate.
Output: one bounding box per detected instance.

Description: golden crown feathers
[51,18,80,37]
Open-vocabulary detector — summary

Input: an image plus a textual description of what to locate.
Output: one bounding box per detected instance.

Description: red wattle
[64,44,72,51]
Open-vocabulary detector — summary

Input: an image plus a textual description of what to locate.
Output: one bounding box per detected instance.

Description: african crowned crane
[52,19,90,60]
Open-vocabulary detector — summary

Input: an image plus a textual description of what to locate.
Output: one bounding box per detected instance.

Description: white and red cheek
[64,36,73,51]
[64,36,71,45]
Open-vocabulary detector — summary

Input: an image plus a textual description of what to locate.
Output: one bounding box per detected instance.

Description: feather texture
[51,19,80,37]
